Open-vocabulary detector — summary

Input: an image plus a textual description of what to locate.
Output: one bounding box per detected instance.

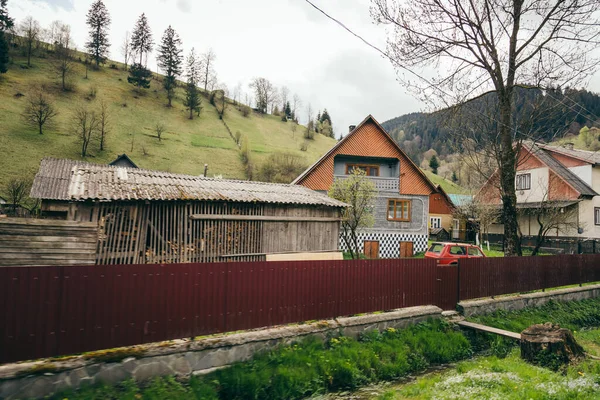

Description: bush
[257,152,308,183]
[87,85,97,100]
[300,140,309,152]
[109,63,118,69]
[240,105,251,117]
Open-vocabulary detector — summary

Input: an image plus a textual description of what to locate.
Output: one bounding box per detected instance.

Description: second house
[294,115,453,257]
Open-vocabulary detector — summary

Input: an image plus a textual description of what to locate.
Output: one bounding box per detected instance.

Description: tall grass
[51,319,472,400]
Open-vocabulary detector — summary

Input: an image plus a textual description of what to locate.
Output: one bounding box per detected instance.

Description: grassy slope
[0,54,336,188]
[424,171,468,194]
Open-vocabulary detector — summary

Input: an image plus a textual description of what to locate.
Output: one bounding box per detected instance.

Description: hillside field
[0,54,337,189]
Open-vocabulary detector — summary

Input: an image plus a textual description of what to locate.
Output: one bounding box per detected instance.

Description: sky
[8,0,600,138]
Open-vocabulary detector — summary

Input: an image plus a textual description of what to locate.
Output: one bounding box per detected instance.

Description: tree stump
[520,322,585,370]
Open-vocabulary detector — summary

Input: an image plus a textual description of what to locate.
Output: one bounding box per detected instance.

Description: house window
[516,173,531,190]
[346,163,379,177]
[388,199,411,221]
[430,217,441,229]
[595,208,600,225]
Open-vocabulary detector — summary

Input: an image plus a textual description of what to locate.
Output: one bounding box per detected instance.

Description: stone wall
[458,284,600,317]
[0,306,442,400]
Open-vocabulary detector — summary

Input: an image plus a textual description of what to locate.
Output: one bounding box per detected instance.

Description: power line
[304,0,600,146]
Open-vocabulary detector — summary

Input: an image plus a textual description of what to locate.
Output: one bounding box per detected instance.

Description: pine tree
[284,101,292,119]
[131,13,153,66]
[85,0,111,67]
[451,170,458,183]
[316,111,321,123]
[157,26,183,107]
[127,62,152,90]
[320,108,331,125]
[0,0,13,73]
[429,155,440,174]
[183,48,201,120]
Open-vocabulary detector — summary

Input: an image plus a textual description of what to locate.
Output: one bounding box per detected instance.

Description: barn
[29,158,346,265]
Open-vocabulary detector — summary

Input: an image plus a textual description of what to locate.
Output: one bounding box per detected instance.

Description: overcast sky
[9,0,600,138]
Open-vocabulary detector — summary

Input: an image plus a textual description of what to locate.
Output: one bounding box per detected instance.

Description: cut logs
[521,322,584,370]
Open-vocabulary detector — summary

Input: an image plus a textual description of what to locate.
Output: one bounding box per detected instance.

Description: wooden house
[293,115,455,257]
[30,158,346,264]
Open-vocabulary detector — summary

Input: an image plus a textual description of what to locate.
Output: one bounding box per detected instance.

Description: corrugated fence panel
[1,258,440,363]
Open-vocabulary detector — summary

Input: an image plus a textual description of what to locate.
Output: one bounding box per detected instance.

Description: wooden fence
[0,218,97,267]
[1,255,600,363]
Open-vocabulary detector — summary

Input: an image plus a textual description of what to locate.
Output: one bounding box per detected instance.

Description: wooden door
[364,241,379,259]
[399,241,414,258]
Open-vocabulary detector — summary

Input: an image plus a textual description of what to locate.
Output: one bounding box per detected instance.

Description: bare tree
[19,16,40,67]
[233,82,242,105]
[328,169,377,259]
[98,99,110,150]
[4,178,29,215]
[524,198,580,256]
[280,86,289,111]
[52,23,73,91]
[249,77,276,114]
[155,121,165,141]
[305,103,315,139]
[72,107,99,157]
[291,122,297,138]
[121,31,131,71]
[200,48,217,92]
[372,0,600,256]
[22,90,57,135]
[292,93,301,121]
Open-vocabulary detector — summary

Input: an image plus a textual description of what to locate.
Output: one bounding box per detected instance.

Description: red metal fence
[1,255,600,364]
[0,259,440,364]
[458,254,600,300]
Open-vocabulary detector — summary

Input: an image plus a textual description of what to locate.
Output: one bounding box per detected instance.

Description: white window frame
[516,173,531,190]
[430,217,442,229]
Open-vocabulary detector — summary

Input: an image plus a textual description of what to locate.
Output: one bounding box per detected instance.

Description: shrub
[257,152,308,183]
[235,130,242,145]
[109,63,118,69]
[87,85,97,100]
[240,105,251,117]
[300,140,309,152]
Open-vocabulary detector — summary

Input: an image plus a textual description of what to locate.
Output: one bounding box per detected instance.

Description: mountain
[0,53,336,190]
[382,88,600,164]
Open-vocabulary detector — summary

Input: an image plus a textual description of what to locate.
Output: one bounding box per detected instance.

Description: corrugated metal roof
[448,194,473,207]
[31,158,347,207]
[528,143,597,197]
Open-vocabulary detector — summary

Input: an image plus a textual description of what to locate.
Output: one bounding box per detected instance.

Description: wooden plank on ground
[457,321,521,340]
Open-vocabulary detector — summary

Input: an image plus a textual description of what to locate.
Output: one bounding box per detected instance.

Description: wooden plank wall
[0,218,97,267]
[261,205,341,254]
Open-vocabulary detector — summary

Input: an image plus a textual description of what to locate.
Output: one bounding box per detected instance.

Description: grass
[468,297,600,333]
[0,53,337,189]
[424,171,468,194]
[380,346,600,400]
[51,319,473,400]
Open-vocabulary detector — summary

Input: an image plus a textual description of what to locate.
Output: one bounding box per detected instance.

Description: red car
[424,242,486,265]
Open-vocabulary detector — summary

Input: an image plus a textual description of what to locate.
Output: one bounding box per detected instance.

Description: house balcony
[334,175,399,192]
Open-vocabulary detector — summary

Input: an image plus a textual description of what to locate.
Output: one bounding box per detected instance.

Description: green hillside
[424,171,468,194]
[0,54,337,189]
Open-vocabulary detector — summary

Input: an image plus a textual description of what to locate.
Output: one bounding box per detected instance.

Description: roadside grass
[468,297,600,333]
[51,319,472,400]
[380,346,600,400]
[0,54,336,188]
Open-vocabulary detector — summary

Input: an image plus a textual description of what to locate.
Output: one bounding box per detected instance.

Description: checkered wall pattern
[338,232,429,258]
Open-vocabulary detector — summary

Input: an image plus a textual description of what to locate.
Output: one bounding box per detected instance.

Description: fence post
[456,259,461,305]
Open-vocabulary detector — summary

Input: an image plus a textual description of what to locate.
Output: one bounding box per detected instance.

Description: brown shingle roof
[31,158,347,207]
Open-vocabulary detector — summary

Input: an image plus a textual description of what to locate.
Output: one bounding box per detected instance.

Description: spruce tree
[0,0,13,73]
[157,26,183,107]
[429,155,440,174]
[131,13,153,66]
[127,63,152,90]
[85,0,111,67]
[320,108,331,125]
[451,170,458,183]
[284,101,292,119]
[183,48,201,119]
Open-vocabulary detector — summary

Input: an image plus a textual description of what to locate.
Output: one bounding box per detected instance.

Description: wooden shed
[30,158,346,264]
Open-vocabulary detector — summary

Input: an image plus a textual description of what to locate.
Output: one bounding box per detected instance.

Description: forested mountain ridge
[382,88,600,164]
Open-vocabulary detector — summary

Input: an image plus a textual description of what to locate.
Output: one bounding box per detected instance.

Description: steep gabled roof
[31,158,347,208]
[528,142,597,197]
[538,143,600,166]
[109,154,138,168]
[293,115,438,195]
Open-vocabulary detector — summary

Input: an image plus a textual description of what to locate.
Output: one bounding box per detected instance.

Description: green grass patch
[51,320,472,400]
[468,297,600,333]
[424,171,468,194]
[381,347,600,399]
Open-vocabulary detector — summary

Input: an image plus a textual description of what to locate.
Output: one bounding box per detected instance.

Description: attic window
[516,173,531,190]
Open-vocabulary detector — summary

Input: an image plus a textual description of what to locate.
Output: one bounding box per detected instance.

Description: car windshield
[428,243,444,253]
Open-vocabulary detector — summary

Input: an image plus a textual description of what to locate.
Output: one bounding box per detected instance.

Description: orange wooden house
[293,115,455,257]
